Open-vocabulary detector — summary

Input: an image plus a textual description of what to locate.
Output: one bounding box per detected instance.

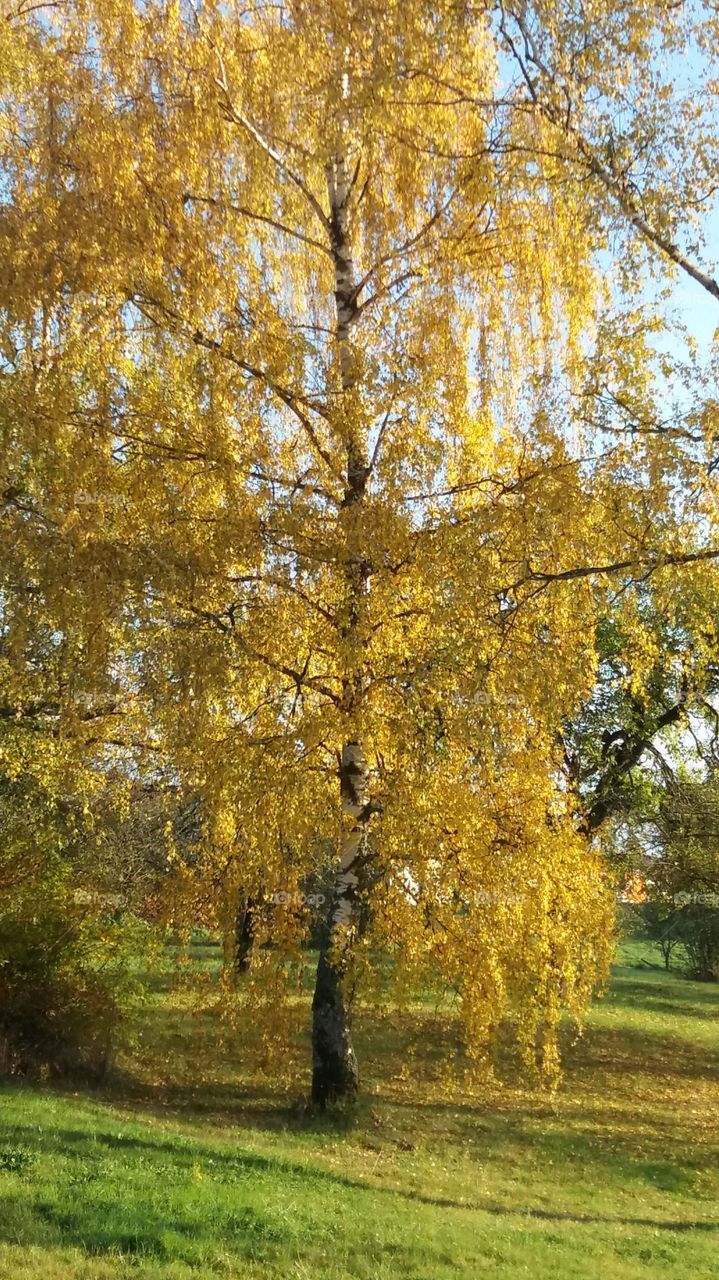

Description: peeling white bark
[332,740,370,926]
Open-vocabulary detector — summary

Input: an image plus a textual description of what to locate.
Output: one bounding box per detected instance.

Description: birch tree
[3,0,719,1102]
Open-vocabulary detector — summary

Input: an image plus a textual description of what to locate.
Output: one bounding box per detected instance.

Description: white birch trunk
[311,133,374,1105]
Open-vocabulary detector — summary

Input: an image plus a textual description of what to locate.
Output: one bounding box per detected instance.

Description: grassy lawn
[0,937,717,1279]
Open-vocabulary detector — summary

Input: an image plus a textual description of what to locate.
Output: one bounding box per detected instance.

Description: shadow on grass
[367,1089,717,1194]
[43,977,716,1145]
[562,1022,719,1086]
[605,972,719,1013]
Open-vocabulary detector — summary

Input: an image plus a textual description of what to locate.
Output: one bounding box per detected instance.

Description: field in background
[0,937,717,1279]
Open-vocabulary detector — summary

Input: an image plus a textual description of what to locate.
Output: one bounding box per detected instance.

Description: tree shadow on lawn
[55,992,717,1154]
[0,1116,716,1263]
[377,1092,717,1193]
[123,952,716,1122]
[560,1021,719,1085]
[362,1011,719,1186]
[111,1004,460,1128]
[603,972,719,1016]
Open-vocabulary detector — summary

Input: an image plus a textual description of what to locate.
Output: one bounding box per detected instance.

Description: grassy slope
[0,939,717,1279]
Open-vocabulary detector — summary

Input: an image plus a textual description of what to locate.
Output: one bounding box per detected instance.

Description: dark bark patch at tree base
[311,948,359,1107]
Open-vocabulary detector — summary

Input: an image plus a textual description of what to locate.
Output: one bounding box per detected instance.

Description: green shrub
[0,899,146,1082]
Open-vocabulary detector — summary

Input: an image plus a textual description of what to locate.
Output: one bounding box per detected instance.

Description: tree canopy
[3,0,719,1100]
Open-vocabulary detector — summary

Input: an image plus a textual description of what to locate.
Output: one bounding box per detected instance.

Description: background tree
[645,772,719,981]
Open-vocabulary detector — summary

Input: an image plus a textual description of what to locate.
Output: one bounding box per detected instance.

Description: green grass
[0,937,717,1279]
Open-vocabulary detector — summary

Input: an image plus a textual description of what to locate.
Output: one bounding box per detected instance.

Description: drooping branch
[182,192,333,260]
[211,49,331,235]
[169,596,341,705]
[0,698,122,723]
[129,292,341,481]
[499,4,719,304]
